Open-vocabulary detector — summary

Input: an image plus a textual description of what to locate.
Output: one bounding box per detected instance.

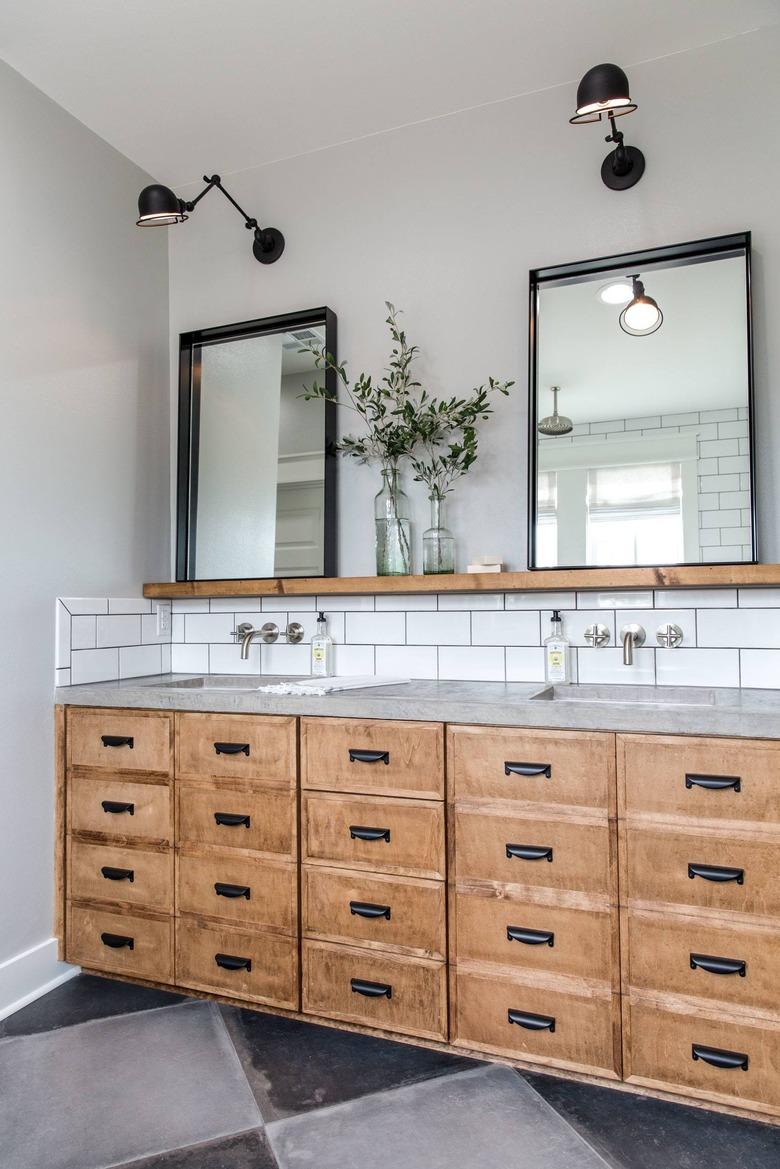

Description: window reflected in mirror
[529,234,755,569]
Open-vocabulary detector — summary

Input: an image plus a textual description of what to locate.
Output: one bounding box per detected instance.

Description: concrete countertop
[54,675,780,739]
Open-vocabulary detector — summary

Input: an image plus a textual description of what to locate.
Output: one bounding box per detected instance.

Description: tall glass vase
[423,494,455,574]
[374,466,412,575]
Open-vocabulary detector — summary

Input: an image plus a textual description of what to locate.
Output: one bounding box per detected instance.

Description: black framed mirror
[176,307,337,581]
[528,233,756,570]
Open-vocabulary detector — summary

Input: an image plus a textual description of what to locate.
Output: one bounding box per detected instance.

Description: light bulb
[623,299,661,331]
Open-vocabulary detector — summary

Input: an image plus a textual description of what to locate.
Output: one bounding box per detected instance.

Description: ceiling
[0,0,777,185]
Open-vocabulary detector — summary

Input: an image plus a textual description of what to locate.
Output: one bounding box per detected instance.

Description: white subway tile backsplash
[506,591,576,610]
[346,612,405,644]
[620,609,697,647]
[161,644,172,674]
[209,598,263,612]
[56,602,71,669]
[505,647,546,682]
[738,589,780,608]
[375,645,438,679]
[260,642,311,675]
[317,595,375,611]
[333,644,376,674]
[119,644,163,679]
[577,648,655,685]
[655,648,739,688]
[61,598,108,615]
[108,598,152,614]
[55,668,71,687]
[184,613,237,643]
[172,599,210,613]
[71,648,120,685]
[438,646,505,682]
[550,609,615,647]
[96,615,141,648]
[210,643,262,674]
[697,608,780,649]
[740,650,780,689]
[655,588,737,608]
[579,591,654,610]
[171,643,209,673]
[407,611,470,645]
[141,613,169,645]
[172,614,185,643]
[287,611,346,644]
[263,596,316,611]
[472,610,539,646]
[437,593,504,610]
[376,594,437,611]
[72,615,97,650]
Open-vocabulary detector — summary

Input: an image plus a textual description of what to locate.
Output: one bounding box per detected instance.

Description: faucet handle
[656,622,684,648]
[584,623,610,648]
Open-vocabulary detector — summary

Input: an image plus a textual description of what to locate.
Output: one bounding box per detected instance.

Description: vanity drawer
[624,907,780,1014]
[454,891,615,984]
[176,919,297,1009]
[301,717,444,799]
[176,849,296,933]
[455,808,613,896]
[302,865,446,959]
[453,969,619,1076]
[69,774,172,844]
[177,782,295,857]
[449,725,613,812]
[68,708,172,776]
[622,825,780,918]
[176,713,296,784]
[302,940,447,1040]
[302,792,446,879]
[69,839,173,912]
[625,996,780,1114]
[67,904,173,983]
[620,734,780,827]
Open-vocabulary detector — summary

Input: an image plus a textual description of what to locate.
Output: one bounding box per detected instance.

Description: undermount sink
[531,683,735,707]
[155,675,294,691]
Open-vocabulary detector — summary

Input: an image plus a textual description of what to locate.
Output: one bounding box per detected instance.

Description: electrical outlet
[155,601,172,637]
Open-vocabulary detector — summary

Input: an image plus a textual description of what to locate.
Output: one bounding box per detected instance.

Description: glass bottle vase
[374,466,412,575]
[423,494,455,574]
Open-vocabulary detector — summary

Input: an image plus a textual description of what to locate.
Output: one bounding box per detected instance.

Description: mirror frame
[527,231,756,571]
[176,306,338,581]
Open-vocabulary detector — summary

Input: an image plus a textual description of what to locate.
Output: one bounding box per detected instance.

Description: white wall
[168,28,780,574]
[0,61,170,1012]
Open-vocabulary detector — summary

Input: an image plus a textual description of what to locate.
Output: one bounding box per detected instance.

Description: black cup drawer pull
[102,800,135,815]
[507,925,555,947]
[688,862,744,885]
[692,1044,749,1071]
[215,953,252,972]
[214,812,251,828]
[350,977,392,999]
[348,748,390,766]
[214,882,250,899]
[213,742,250,756]
[504,761,552,778]
[508,1009,556,1033]
[101,735,134,749]
[690,952,747,977]
[350,825,391,843]
[100,932,134,949]
[101,866,134,882]
[686,773,741,792]
[506,843,553,863]
[350,900,392,920]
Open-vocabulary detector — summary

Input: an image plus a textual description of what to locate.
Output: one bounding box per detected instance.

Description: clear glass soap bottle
[310,611,334,677]
[544,609,571,685]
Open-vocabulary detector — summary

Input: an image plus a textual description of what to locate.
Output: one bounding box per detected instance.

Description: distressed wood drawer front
[454,970,619,1076]
[69,775,172,844]
[625,908,780,1015]
[302,792,446,879]
[302,866,446,959]
[177,850,295,933]
[176,713,295,784]
[68,709,172,775]
[620,734,780,826]
[301,717,444,799]
[626,997,780,1114]
[449,725,613,811]
[454,891,615,984]
[69,839,173,912]
[623,825,780,918]
[455,809,612,896]
[67,904,173,982]
[302,940,447,1040]
[177,783,295,857]
[176,919,297,1009]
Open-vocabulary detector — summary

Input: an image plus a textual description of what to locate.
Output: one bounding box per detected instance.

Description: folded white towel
[256,676,409,696]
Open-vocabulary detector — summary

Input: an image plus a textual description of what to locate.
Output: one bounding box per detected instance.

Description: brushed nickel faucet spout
[620,624,646,667]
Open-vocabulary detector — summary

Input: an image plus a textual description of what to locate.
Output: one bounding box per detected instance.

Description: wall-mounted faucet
[656,623,684,648]
[619,624,645,666]
[233,621,304,659]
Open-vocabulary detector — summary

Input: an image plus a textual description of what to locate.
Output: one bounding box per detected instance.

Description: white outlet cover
[156,601,172,636]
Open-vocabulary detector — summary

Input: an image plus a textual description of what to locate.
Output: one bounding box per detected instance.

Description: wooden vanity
[55,704,780,1122]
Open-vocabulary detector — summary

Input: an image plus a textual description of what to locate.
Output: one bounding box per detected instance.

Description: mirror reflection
[530,234,754,569]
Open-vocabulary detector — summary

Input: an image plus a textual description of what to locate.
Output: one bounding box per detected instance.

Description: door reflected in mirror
[529,234,755,569]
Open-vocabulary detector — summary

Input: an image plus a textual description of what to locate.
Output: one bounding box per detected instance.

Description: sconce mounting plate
[602,145,645,191]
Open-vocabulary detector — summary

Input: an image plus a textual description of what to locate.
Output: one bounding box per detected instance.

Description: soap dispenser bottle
[544,609,571,685]
[311,611,334,678]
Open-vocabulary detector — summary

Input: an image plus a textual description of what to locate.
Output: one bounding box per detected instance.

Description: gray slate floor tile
[267,1064,611,1169]
[0,1001,262,1169]
[525,1070,780,1169]
[111,1127,277,1169]
[221,1005,480,1121]
[0,973,189,1039]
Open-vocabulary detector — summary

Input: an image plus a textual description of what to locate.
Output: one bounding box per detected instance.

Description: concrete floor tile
[0,1001,262,1169]
[111,1127,277,1168]
[268,1064,610,1169]
[0,974,189,1039]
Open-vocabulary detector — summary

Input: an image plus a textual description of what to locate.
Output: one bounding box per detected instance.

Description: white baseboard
[0,937,79,1022]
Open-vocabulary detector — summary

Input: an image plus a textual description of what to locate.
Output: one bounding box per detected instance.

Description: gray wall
[0,61,170,1000]
[168,28,780,574]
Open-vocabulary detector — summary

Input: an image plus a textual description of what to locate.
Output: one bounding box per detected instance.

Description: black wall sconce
[619,274,663,335]
[136,174,284,264]
[569,63,644,191]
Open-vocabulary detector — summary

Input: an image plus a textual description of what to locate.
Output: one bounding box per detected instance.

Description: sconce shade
[619,277,663,336]
[570,63,637,124]
[136,184,187,226]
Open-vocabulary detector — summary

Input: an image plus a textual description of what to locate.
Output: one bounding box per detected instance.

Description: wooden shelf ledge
[143,564,779,600]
